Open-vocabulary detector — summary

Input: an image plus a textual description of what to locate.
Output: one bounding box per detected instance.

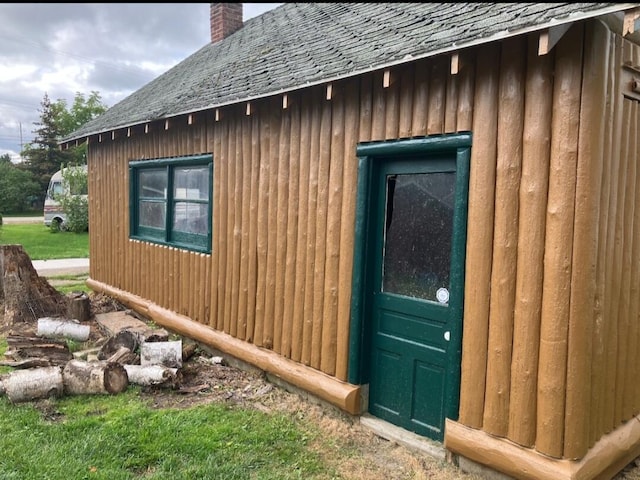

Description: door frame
[348,133,472,427]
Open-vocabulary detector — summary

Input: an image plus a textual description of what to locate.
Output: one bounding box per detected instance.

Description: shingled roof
[63,2,637,143]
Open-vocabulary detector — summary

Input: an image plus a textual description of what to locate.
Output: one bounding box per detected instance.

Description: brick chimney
[210,3,243,43]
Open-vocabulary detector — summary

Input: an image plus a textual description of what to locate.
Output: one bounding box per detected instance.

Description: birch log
[37,317,90,342]
[123,364,181,388]
[140,340,182,368]
[1,366,64,403]
[62,360,129,395]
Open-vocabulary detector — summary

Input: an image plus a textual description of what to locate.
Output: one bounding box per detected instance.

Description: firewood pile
[0,244,199,403]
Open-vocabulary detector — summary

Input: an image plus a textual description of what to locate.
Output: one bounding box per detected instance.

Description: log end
[104,363,129,394]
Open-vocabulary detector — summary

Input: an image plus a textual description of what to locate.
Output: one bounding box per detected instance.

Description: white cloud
[0,3,283,161]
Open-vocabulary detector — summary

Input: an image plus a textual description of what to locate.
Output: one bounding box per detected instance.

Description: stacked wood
[4,335,73,366]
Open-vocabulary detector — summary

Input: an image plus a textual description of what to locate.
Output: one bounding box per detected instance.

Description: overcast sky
[0,3,282,163]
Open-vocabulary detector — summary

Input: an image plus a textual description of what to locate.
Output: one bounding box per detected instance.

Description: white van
[43,165,88,230]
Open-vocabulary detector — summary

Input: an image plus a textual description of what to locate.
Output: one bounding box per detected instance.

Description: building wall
[86,18,638,462]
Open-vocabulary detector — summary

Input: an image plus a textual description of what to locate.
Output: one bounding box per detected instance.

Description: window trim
[129,154,213,253]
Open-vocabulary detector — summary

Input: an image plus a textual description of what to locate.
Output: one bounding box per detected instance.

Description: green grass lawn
[0,224,89,260]
[0,392,330,480]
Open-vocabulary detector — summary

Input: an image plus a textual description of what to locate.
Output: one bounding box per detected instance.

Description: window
[129,154,213,252]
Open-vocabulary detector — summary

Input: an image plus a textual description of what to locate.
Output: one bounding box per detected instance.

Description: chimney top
[210,3,243,43]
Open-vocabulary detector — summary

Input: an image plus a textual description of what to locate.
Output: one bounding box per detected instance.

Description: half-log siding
[86,18,639,463]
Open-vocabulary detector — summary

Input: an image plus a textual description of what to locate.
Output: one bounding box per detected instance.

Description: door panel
[367,154,460,441]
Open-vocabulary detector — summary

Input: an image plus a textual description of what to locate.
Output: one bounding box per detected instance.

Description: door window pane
[382,172,456,302]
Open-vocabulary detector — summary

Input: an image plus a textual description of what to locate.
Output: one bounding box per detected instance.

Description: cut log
[98,330,139,361]
[123,364,181,388]
[6,335,73,365]
[37,317,90,342]
[62,359,129,395]
[106,346,139,365]
[72,347,101,360]
[141,340,183,368]
[1,366,64,403]
[67,292,91,322]
[1,244,69,330]
[182,342,198,361]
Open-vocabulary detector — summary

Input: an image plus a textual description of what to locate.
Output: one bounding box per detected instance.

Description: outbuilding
[62,3,640,479]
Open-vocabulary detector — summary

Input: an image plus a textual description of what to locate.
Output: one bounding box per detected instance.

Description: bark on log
[98,330,139,360]
[123,364,181,388]
[37,317,90,342]
[67,292,91,322]
[62,360,129,395]
[141,340,182,368]
[6,335,73,365]
[0,358,52,369]
[1,366,64,402]
[1,244,69,330]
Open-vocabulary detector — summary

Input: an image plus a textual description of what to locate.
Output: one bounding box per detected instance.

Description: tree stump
[67,292,91,322]
[1,245,69,332]
[62,360,129,395]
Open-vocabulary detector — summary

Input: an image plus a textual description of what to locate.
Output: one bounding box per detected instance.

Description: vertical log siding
[87,20,639,462]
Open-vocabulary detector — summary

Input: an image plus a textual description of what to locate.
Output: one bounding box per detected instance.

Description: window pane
[382,172,455,302]
[173,201,208,234]
[139,200,166,228]
[139,169,167,198]
[174,166,209,200]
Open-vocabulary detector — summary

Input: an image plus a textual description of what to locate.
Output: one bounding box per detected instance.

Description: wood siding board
[358,74,373,142]
[564,20,609,460]
[412,59,429,136]
[301,94,322,365]
[623,99,639,421]
[228,118,242,336]
[427,58,447,135]
[292,98,312,362]
[445,62,459,133]
[209,125,221,327]
[224,116,238,334]
[537,23,583,459]
[263,103,281,350]
[456,51,475,132]
[336,78,361,381]
[282,100,301,358]
[616,97,635,425]
[398,64,415,138]
[384,70,400,140]
[320,85,345,376]
[245,114,260,343]
[310,96,332,369]
[508,34,553,448]
[371,71,386,141]
[458,43,501,428]
[273,104,291,354]
[602,34,624,437]
[237,116,252,340]
[483,36,526,438]
[216,120,229,331]
[591,32,617,445]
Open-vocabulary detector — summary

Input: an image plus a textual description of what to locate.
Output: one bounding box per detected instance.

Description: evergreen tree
[20,93,74,203]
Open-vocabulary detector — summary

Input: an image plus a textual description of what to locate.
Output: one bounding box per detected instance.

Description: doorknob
[444,331,450,341]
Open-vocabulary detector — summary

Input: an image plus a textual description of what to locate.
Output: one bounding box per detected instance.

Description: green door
[364,145,468,441]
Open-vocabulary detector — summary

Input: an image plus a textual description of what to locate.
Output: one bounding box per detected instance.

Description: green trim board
[129,154,213,253]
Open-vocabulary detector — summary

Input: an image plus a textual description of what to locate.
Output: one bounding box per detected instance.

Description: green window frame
[129,154,213,253]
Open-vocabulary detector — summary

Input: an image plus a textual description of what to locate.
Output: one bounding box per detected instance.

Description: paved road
[2,216,44,225]
[32,258,90,277]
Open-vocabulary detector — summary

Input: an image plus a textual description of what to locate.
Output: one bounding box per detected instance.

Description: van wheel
[50,218,64,232]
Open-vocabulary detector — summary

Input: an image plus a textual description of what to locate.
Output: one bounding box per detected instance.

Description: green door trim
[348,132,471,423]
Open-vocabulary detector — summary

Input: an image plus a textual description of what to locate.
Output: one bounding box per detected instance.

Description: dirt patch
[3,291,640,480]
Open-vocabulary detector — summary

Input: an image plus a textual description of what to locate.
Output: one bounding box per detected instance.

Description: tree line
[0,92,107,215]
